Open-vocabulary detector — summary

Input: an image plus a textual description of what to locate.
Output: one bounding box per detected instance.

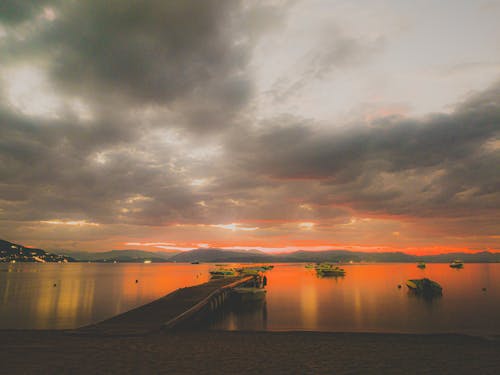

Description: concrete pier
[74,275,254,336]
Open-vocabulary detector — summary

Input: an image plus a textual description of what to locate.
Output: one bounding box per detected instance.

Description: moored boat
[209,268,237,278]
[315,263,346,277]
[450,260,464,269]
[315,262,336,270]
[417,262,426,269]
[233,287,267,302]
[406,278,442,296]
[240,267,263,276]
[317,267,346,277]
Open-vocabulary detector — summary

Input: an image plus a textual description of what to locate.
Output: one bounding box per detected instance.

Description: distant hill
[169,248,500,263]
[417,251,500,263]
[0,239,75,263]
[155,251,183,259]
[2,238,499,263]
[276,250,416,263]
[277,250,500,263]
[62,249,177,262]
[169,248,276,263]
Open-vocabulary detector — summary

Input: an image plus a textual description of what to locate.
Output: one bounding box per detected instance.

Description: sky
[0,0,499,254]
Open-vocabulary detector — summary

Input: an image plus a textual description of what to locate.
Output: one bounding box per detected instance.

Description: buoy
[397,284,402,289]
[53,283,57,287]
[482,287,487,292]
[135,279,139,283]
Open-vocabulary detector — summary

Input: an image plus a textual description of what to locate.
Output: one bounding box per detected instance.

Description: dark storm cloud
[0,0,498,247]
[1,79,498,228]
[0,0,290,226]
[228,80,500,218]
[1,0,289,133]
[49,1,249,105]
[0,75,195,224]
[0,0,58,25]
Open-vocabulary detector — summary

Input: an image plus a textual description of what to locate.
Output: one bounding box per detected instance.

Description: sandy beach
[2,329,499,374]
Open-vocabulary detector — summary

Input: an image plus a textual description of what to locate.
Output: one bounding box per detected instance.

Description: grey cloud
[0,0,295,229]
[0,0,498,248]
[0,0,58,25]
[1,0,288,133]
[308,32,385,80]
[270,30,385,101]
[47,1,248,102]
[1,75,498,236]
[228,80,500,219]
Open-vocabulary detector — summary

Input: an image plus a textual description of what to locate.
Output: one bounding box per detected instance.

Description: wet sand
[2,329,499,374]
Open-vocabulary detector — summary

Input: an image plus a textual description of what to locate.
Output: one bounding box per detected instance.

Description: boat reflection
[2,263,500,334]
[212,297,268,331]
[407,289,443,304]
[209,263,500,335]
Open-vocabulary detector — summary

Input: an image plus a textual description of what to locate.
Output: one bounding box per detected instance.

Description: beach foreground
[2,330,499,374]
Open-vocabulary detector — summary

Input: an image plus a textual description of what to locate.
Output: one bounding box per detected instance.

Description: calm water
[1,263,499,334]
[0,263,210,329]
[210,263,500,335]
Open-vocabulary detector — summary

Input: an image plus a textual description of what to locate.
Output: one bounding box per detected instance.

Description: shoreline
[3,268,500,373]
[3,278,500,373]
[2,329,499,374]
[3,260,500,264]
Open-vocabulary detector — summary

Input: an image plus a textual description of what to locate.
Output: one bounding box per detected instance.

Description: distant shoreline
[3,260,500,264]
[2,238,500,264]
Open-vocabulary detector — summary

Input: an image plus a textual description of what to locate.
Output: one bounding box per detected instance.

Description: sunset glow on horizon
[0,1,498,255]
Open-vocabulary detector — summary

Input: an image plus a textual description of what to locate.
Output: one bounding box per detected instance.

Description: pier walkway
[73,275,253,336]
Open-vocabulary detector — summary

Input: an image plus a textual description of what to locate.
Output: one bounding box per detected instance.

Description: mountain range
[1,239,499,263]
[0,239,75,263]
[61,249,178,262]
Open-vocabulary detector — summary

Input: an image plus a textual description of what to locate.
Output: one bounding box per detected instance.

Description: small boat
[191,261,200,264]
[406,278,442,296]
[317,267,346,277]
[240,268,264,276]
[305,264,315,269]
[233,287,267,302]
[314,262,335,269]
[417,262,426,269]
[209,268,236,278]
[315,263,346,277]
[450,260,464,269]
[143,260,152,264]
[261,265,274,270]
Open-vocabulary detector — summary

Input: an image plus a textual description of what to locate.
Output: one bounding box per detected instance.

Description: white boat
[233,287,267,302]
[450,260,464,268]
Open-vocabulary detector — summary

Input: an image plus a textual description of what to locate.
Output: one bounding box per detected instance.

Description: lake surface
[210,263,500,335]
[0,263,211,329]
[1,263,499,335]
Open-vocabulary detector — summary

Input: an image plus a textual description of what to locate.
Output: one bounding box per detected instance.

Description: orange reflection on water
[300,283,317,329]
[3,262,500,333]
[115,263,211,315]
[217,263,500,334]
[0,263,212,329]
